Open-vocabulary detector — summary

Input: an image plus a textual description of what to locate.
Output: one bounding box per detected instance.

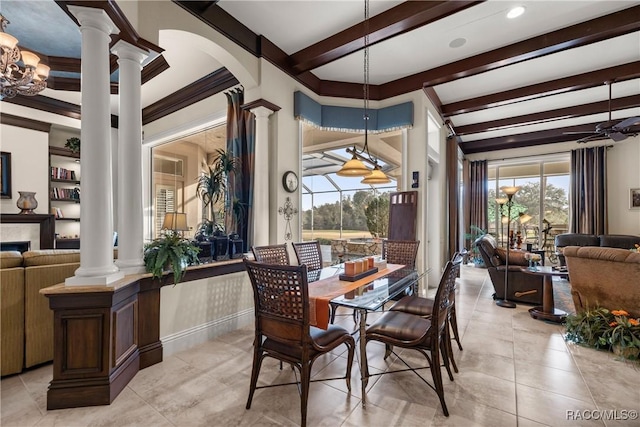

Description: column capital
[251,106,276,119]
[111,40,149,64]
[243,99,280,118]
[68,6,120,35]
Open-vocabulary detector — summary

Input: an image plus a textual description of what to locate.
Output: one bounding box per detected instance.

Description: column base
[66,271,125,286]
[115,259,146,275]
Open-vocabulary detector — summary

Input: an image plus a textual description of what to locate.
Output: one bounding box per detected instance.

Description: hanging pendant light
[361,164,391,184]
[336,0,390,184]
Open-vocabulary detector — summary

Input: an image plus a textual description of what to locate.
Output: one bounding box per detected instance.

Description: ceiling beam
[457,121,637,154]
[440,62,640,117]
[417,5,640,88]
[453,94,640,136]
[289,1,483,74]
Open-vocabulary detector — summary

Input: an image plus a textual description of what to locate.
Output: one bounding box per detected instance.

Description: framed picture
[631,188,640,209]
[0,152,11,199]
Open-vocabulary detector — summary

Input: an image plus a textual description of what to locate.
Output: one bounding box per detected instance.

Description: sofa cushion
[495,248,529,266]
[1,251,23,269]
[22,250,80,267]
[555,233,599,248]
[598,234,640,250]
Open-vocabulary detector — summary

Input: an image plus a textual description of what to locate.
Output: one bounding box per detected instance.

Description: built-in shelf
[51,178,81,185]
[49,146,81,237]
[56,218,80,222]
[51,198,80,203]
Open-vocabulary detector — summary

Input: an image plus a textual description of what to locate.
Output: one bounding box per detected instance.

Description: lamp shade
[519,213,532,224]
[162,212,188,231]
[20,50,40,68]
[0,31,18,49]
[500,186,521,197]
[495,197,507,205]
[361,165,391,184]
[336,155,371,177]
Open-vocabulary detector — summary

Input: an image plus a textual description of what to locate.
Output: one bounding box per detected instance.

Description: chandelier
[336,0,390,185]
[0,14,49,99]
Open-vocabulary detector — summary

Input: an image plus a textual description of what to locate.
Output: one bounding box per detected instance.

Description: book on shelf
[50,207,64,218]
[50,166,78,181]
[50,187,80,200]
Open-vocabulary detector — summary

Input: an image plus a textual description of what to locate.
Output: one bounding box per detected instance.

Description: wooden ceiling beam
[453,94,640,136]
[418,5,640,88]
[440,62,640,117]
[289,1,483,74]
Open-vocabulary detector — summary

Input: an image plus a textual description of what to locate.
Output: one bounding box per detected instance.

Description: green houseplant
[65,137,81,154]
[464,225,487,266]
[143,230,200,285]
[195,149,240,240]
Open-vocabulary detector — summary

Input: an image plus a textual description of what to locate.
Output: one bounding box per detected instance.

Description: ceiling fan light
[336,155,371,177]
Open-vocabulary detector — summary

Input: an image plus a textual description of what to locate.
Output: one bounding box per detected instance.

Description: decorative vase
[16,191,38,214]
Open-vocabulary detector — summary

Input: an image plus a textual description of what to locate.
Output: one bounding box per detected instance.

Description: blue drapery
[226,88,255,252]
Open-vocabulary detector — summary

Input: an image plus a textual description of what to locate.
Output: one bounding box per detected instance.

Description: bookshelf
[49,147,80,244]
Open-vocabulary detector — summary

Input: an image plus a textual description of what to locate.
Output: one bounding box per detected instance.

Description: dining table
[307,262,425,400]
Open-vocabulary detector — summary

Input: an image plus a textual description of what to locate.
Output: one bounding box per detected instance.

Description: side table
[520,266,568,322]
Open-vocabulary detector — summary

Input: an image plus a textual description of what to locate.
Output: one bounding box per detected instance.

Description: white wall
[0,124,49,215]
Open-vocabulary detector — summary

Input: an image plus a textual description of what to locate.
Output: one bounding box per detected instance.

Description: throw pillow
[495,247,529,266]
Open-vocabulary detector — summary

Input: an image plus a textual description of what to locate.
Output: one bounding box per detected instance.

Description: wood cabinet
[49,147,80,245]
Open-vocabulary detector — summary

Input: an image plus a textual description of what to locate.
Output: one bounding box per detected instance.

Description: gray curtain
[446,137,460,260]
[570,146,607,234]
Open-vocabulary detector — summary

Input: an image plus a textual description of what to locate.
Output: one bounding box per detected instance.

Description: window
[488,156,569,254]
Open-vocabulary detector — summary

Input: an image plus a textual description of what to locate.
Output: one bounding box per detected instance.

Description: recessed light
[507,6,525,19]
[449,38,466,48]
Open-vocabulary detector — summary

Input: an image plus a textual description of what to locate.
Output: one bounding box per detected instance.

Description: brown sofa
[564,246,640,317]
[1,250,80,376]
[475,235,545,304]
[555,233,640,266]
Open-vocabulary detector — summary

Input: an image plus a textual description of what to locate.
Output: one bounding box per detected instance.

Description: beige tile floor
[2,265,639,426]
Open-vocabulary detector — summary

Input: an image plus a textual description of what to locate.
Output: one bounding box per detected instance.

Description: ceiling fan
[571,81,640,144]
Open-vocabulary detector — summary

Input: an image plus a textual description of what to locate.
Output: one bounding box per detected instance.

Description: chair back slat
[431,255,463,336]
[292,241,323,271]
[382,240,420,268]
[244,260,308,344]
[251,244,290,265]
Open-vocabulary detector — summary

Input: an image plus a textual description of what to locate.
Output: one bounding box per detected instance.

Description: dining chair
[361,255,462,416]
[292,240,323,271]
[382,239,420,296]
[243,260,355,427]
[251,244,290,265]
[388,252,464,376]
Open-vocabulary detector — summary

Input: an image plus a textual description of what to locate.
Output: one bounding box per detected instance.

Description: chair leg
[344,340,355,392]
[246,348,264,409]
[330,302,337,324]
[300,363,311,427]
[444,320,458,375]
[440,325,455,381]
[450,305,463,351]
[384,343,393,360]
[430,341,449,417]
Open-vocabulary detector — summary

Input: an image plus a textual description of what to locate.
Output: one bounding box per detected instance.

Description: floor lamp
[496,186,520,309]
[495,197,507,246]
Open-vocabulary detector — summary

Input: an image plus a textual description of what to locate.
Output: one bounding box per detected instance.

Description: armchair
[475,235,544,305]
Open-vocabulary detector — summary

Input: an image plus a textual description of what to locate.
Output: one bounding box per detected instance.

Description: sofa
[475,235,545,304]
[555,233,640,266]
[1,250,80,376]
[564,246,640,317]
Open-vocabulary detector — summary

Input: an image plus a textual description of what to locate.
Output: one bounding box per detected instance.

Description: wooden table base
[528,306,567,323]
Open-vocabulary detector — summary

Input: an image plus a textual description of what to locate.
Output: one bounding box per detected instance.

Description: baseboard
[160,308,254,356]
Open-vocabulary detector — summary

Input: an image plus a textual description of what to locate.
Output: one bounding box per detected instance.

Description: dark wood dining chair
[361,255,462,416]
[251,244,290,265]
[292,240,323,271]
[244,260,355,427]
[382,239,420,296]
[388,252,464,376]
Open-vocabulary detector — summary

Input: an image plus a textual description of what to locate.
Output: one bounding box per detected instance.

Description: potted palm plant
[195,149,240,260]
[143,230,200,285]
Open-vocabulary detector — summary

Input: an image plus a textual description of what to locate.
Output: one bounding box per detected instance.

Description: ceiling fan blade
[612,116,640,131]
[576,134,604,144]
[563,131,596,135]
[609,132,628,142]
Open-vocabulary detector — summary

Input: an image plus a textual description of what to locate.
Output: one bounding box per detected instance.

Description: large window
[488,156,569,254]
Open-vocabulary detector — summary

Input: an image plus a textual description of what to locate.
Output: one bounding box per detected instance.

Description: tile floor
[2,265,639,426]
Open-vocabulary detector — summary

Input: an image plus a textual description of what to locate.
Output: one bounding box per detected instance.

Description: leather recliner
[474,235,544,305]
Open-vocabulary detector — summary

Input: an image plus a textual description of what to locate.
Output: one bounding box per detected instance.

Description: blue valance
[294,91,413,133]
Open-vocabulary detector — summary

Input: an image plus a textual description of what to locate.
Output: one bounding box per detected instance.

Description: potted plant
[195,149,240,260]
[564,307,640,361]
[65,137,81,154]
[464,225,487,267]
[143,230,200,285]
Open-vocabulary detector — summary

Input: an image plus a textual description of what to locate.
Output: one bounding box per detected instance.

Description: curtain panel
[226,89,256,252]
[570,146,607,234]
[446,137,460,260]
[464,160,488,250]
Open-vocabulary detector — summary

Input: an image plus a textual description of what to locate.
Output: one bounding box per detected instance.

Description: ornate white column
[250,106,276,247]
[111,40,148,274]
[66,6,123,286]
